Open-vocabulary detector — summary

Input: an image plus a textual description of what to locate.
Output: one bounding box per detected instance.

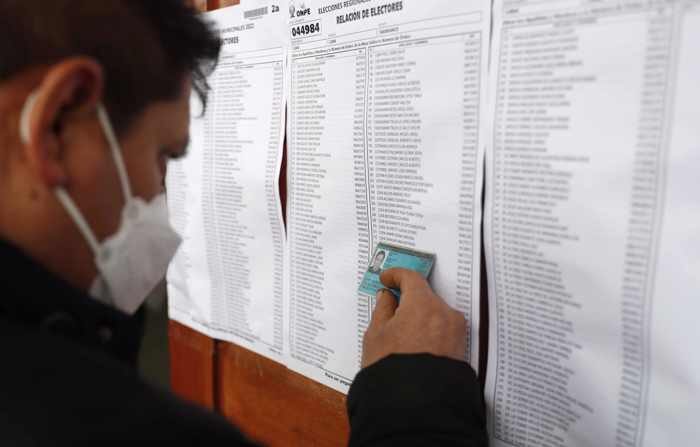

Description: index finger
[379,268,430,295]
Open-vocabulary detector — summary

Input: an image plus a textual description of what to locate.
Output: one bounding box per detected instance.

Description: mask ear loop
[55,189,102,256]
[19,91,103,258]
[23,97,132,204]
[96,105,132,204]
[19,92,39,144]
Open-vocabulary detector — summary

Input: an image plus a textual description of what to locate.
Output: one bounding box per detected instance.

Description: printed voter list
[286,0,490,392]
[166,0,287,362]
[483,0,700,445]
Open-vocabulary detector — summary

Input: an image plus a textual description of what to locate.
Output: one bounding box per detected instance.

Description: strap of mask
[55,188,101,256]
[19,92,38,144]
[96,105,132,203]
[21,96,130,204]
[20,93,130,259]
[20,92,102,256]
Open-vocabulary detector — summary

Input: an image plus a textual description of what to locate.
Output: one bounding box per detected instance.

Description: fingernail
[378,288,398,299]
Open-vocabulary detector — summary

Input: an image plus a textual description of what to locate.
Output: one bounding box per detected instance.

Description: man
[0,1,487,445]
[368,250,386,273]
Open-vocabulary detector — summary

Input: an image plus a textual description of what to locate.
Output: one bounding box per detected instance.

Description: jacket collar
[0,239,144,366]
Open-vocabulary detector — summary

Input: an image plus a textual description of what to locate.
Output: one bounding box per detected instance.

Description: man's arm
[347,269,488,446]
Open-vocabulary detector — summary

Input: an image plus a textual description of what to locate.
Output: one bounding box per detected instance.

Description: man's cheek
[127,159,161,200]
[149,162,165,197]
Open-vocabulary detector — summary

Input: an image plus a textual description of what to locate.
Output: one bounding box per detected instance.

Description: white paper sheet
[483,0,700,445]
[285,0,490,393]
[166,1,287,362]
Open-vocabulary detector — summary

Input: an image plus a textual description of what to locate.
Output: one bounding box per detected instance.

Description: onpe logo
[289,2,311,18]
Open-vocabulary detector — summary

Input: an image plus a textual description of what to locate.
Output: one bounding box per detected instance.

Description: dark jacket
[0,239,487,446]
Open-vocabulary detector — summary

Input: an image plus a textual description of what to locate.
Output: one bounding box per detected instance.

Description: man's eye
[170,149,188,160]
[161,148,187,162]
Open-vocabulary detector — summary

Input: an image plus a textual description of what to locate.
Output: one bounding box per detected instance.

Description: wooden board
[217,343,349,446]
[168,321,216,410]
[207,0,240,9]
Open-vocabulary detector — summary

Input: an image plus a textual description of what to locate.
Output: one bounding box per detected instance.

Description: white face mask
[20,93,182,314]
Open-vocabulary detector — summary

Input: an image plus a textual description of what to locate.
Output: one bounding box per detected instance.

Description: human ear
[21,57,104,189]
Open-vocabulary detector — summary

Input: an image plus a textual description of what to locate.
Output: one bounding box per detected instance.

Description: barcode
[244,6,268,19]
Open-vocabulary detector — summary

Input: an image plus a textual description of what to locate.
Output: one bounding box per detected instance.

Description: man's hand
[361,268,468,368]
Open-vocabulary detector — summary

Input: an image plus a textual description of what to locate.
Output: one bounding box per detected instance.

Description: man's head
[0,0,221,293]
[371,251,386,270]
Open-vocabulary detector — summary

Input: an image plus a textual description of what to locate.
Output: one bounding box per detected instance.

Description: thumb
[370,288,398,326]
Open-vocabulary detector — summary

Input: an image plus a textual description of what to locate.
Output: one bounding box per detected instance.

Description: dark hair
[0,0,221,134]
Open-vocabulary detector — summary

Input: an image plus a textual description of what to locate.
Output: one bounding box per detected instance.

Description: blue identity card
[358,243,435,298]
